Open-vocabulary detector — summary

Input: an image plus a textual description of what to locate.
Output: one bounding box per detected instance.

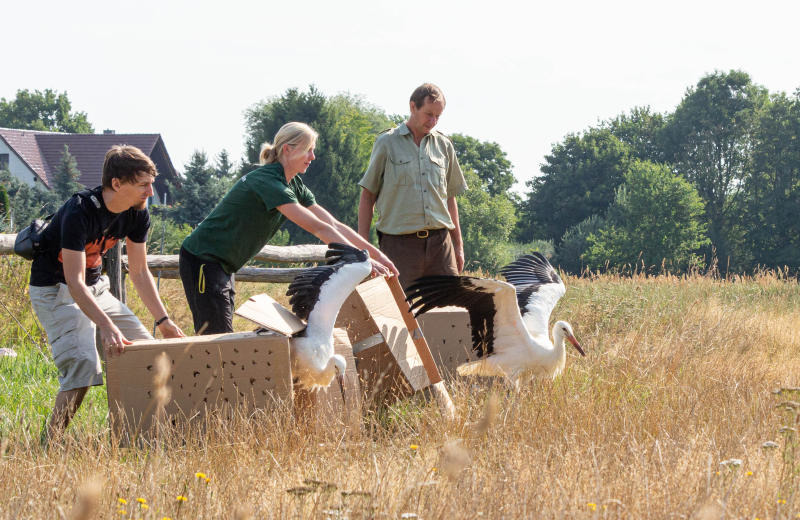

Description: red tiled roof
[0,128,50,185]
[0,127,177,189]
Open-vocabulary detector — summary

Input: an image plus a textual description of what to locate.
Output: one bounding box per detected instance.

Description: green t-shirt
[182,162,316,274]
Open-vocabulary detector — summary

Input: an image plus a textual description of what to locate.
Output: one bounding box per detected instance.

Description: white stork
[286,243,372,390]
[405,252,584,388]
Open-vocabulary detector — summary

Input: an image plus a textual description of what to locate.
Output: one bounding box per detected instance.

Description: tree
[214,149,235,180]
[582,161,709,272]
[450,134,515,196]
[169,151,229,227]
[146,209,194,255]
[243,86,393,243]
[244,86,327,166]
[457,168,519,272]
[603,106,667,164]
[739,91,800,271]
[0,170,58,230]
[0,184,10,231]
[660,70,769,265]
[519,128,631,243]
[0,89,93,133]
[555,214,606,274]
[52,145,83,203]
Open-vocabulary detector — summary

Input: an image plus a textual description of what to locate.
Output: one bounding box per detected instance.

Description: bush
[146,210,194,255]
[555,215,606,274]
[582,161,709,273]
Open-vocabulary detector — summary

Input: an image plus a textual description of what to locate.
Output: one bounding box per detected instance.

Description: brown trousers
[378,228,459,290]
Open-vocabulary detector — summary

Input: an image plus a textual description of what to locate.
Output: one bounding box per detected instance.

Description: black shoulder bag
[13,189,99,260]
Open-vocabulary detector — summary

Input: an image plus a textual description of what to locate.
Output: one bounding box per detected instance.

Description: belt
[381,228,446,239]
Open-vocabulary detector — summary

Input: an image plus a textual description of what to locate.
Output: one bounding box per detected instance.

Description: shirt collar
[398,122,438,141]
[267,161,289,186]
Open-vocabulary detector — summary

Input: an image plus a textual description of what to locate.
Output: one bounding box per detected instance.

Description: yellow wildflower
[746,471,753,476]
[205,477,211,484]
[140,504,149,510]
[117,511,127,516]
[136,498,146,504]
[195,472,207,479]
[777,498,786,505]
[118,498,128,505]
[410,444,419,451]
[176,495,188,502]
[587,503,597,511]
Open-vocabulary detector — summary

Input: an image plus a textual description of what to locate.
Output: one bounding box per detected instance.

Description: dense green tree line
[522,70,800,274]
[4,75,800,275]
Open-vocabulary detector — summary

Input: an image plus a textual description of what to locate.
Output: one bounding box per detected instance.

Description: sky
[3,0,799,193]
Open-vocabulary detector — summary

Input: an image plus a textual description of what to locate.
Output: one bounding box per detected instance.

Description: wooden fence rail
[0,233,326,286]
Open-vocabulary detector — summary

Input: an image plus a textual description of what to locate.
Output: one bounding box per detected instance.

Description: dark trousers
[378,228,458,290]
[179,247,235,335]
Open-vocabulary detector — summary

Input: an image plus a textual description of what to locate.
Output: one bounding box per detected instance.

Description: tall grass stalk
[1,256,800,517]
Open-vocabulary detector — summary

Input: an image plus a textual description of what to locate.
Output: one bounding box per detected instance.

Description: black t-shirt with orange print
[29,186,150,287]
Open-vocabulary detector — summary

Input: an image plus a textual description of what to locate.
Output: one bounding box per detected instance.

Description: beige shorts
[29,276,153,392]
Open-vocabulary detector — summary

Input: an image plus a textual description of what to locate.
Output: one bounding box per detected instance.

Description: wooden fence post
[104,242,126,303]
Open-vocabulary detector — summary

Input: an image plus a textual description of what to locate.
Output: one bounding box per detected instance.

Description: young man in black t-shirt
[29,145,184,443]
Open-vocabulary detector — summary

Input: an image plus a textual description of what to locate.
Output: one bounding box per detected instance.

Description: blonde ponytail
[258,122,318,165]
[259,142,278,164]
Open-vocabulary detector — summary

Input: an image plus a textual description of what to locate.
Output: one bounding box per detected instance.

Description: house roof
[0,127,178,190]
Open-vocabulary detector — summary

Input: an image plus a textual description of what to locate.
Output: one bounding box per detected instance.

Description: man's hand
[100,323,132,357]
[157,319,185,339]
[455,244,465,273]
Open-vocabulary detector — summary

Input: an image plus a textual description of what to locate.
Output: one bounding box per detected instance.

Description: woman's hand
[369,258,394,278]
[374,252,399,277]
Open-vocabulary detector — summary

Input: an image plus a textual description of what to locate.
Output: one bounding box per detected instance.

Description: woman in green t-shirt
[179,122,398,335]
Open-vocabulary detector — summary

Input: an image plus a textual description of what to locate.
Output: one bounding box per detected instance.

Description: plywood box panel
[335,277,431,403]
[417,307,476,378]
[107,331,292,439]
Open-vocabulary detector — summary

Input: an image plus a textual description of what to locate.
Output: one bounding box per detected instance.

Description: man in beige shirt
[358,83,467,289]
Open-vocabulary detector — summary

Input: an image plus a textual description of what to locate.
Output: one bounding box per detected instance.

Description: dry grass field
[2,254,800,519]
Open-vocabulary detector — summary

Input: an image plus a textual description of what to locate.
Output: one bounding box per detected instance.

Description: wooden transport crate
[106,330,292,440]
[417,307,476,378]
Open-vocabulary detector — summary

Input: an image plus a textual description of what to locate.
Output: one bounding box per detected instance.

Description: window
[0,153,8,171]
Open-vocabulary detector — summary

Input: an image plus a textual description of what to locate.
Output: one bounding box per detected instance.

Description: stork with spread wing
[405,252,584,388]
[286,243,371,389]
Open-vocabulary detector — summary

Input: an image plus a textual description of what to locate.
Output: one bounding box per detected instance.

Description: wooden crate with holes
[417,307,476,378]
[106,330,293,440]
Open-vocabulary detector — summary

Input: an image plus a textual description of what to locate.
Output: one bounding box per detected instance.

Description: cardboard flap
[354,277,430,391]
[235,293,306,336]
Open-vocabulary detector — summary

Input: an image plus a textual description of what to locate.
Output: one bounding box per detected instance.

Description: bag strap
[75,189,101,209]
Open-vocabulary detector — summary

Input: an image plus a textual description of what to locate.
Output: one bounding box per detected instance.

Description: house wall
[0,140,38,186]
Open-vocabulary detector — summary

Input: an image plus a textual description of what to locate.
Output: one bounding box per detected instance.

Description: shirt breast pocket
[429,154,447,193]
[388,154,413,186]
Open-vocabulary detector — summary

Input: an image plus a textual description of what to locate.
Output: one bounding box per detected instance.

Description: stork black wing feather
[406,275,497,357]
[500,252,562,311]
[324,242,369,265]
[286,243,368,320]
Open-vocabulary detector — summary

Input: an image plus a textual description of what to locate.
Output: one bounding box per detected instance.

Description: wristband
[154,315,169,327]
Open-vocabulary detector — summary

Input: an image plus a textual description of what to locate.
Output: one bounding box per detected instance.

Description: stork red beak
[567,334,585,357]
